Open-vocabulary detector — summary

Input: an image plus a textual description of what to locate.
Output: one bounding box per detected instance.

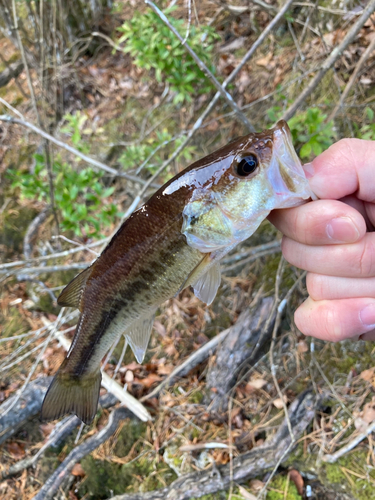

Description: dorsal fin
[57,266,92,310]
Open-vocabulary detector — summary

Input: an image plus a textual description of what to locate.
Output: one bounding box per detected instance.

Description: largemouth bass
[41,120,315,424]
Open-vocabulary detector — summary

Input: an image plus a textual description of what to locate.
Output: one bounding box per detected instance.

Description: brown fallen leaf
[289,469,304,495]
[71,463,85,477]
[360,367,375,386]
[273,396,287,409]
[249,479,264,492]
[246,378,267,390]
[7,442,25,459]
[139,373,162,389]
[157,364,174,375]
[256,53,273,68]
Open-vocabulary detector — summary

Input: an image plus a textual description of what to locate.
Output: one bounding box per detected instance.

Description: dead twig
[323,420,375,464]
[108,391,318,500]
[0,238,108,271]
[0,393,117,480]
[0,377,51,445]
[0,113,156,186]
[32,407,132,500]
[133,0,294,206]
[328,36,375,122]
[281,0,375,121]
[145,0,255,133]
[0,60,24,88]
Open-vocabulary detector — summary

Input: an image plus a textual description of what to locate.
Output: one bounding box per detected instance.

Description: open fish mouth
[270,120,317,206]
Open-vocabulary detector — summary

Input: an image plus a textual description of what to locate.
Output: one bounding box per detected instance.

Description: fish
[41,120,315,424]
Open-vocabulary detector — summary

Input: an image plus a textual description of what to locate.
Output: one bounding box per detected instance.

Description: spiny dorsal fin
[57,266,92,310]
[192,262,221,305]
[41,368,101,425]
[125,309,156,363]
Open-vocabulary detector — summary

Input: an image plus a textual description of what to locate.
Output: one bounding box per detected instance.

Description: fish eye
[235,154,259,177]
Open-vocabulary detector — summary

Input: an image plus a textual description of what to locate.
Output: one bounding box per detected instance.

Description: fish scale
[41,121,316,424]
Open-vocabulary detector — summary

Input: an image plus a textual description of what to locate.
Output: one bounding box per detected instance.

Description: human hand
[269,138,375,341]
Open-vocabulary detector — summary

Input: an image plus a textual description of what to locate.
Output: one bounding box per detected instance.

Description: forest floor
[1,1,375,499]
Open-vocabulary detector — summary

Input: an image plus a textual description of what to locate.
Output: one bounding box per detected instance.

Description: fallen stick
[32,406,131,500]
[281,0,375,122]
[0,393,117,480]
[108,390,318,500]
[0,377,51,445]
[142,327,231,402]
[328,36,375,122]
[205,297,275,412]
[322,419,375,464]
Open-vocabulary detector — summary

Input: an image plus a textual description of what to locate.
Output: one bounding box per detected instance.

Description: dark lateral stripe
[71,235,189,376]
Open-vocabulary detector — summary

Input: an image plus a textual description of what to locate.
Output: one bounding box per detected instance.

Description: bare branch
[281,0,375,121]
[328,36,375,122]
[145,1,255,132]
[323,419,375,464]
[108,391,318,500]
[0,113,157,186]
[32,407,132,500]
[135,0,294,201]
[0,60,24,88]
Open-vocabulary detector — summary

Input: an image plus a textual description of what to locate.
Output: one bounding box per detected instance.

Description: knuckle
[306,273,324,300]
[358,239,375,277]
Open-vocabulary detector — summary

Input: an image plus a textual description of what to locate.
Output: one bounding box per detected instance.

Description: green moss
[286,441,375,500]
[78,418,177,499]
[322,450,375,500]
[317,340,375,380]
[266,474,301,499]
[188,390,204,404]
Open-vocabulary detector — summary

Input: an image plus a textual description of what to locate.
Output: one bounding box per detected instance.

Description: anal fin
[125,310,156,363]
[41,367,101,425]
[57,266,92,310]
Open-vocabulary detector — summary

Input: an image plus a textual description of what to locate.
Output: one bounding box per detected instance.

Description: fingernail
[303,163,314,178]
[360,304,375,329]
[326,217,360,243]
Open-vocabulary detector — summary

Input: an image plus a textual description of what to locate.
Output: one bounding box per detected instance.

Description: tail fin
[41,369,101,425]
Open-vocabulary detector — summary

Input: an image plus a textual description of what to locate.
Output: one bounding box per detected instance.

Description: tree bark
[205,297,275,412]
[0,60,23,88]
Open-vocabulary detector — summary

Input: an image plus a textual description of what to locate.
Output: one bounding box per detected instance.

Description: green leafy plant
[267,104,336,159]
[118,9,219,104]
[9,157,119,238]
[8,112,119,238]
[357,107,375,140]
[118,128,195,175]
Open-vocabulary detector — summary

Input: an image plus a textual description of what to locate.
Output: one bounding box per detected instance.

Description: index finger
[307,138,375,202]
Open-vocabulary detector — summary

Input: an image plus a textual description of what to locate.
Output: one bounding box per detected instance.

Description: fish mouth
[269,120,317,207]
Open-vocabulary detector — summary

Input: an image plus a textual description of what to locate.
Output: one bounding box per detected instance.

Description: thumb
[305,138,375,203]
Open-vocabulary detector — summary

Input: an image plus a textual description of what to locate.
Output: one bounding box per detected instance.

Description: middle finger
[282,232,375,278]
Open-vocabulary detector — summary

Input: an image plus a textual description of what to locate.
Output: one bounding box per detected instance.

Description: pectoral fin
[125,310,156,363]
[191,262,221,305]
[57,266,92,310]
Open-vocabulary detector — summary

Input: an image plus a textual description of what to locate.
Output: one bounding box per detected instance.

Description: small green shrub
[267,104,336,159]
[7,112,119,238]
[118,8,219,104]
[357,107,375,140]
[8,157,119,238]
